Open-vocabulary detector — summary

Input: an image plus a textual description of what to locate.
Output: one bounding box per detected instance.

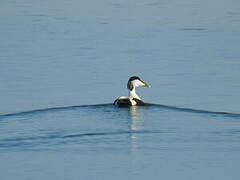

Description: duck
[114,76,150,107]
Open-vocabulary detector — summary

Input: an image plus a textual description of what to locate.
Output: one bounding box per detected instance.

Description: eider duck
[114,76,150,107]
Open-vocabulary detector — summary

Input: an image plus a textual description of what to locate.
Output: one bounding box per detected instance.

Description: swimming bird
[114,76,150,107]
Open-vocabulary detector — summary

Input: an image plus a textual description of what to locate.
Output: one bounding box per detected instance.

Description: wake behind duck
[114,76,150,107]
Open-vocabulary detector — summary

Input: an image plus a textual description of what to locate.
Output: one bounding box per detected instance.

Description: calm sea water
[1,0,240,179]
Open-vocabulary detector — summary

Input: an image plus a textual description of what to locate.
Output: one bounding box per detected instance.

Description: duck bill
[141,79,151,87]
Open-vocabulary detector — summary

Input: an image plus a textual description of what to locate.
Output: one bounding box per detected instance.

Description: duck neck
[129,87,141,100]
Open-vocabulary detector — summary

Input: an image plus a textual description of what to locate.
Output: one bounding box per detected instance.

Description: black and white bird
[114,76,150,107]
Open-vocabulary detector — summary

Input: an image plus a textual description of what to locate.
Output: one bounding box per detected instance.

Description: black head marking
[128,76,141,82]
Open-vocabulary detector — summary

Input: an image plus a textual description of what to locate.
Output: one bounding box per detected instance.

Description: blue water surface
[1,0,240,179]
[1,104,240,179]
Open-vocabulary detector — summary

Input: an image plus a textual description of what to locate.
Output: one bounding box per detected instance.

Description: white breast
[129,99,137,105]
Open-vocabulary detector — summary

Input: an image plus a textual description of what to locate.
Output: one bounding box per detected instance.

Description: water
[1,104,240,179]
[1,0,240,179]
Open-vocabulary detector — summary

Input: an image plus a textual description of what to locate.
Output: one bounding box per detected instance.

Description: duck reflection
[127,106,145,154]
[128,106,144,131]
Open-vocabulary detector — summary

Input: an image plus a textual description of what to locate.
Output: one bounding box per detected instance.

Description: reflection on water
[128,106,144,152]
[128,106,144,131]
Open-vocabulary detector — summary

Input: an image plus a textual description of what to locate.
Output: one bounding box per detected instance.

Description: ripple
[63,130,164,138]
[0,130,166,150]
[181,28,207,31]
[0,103,240,119]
